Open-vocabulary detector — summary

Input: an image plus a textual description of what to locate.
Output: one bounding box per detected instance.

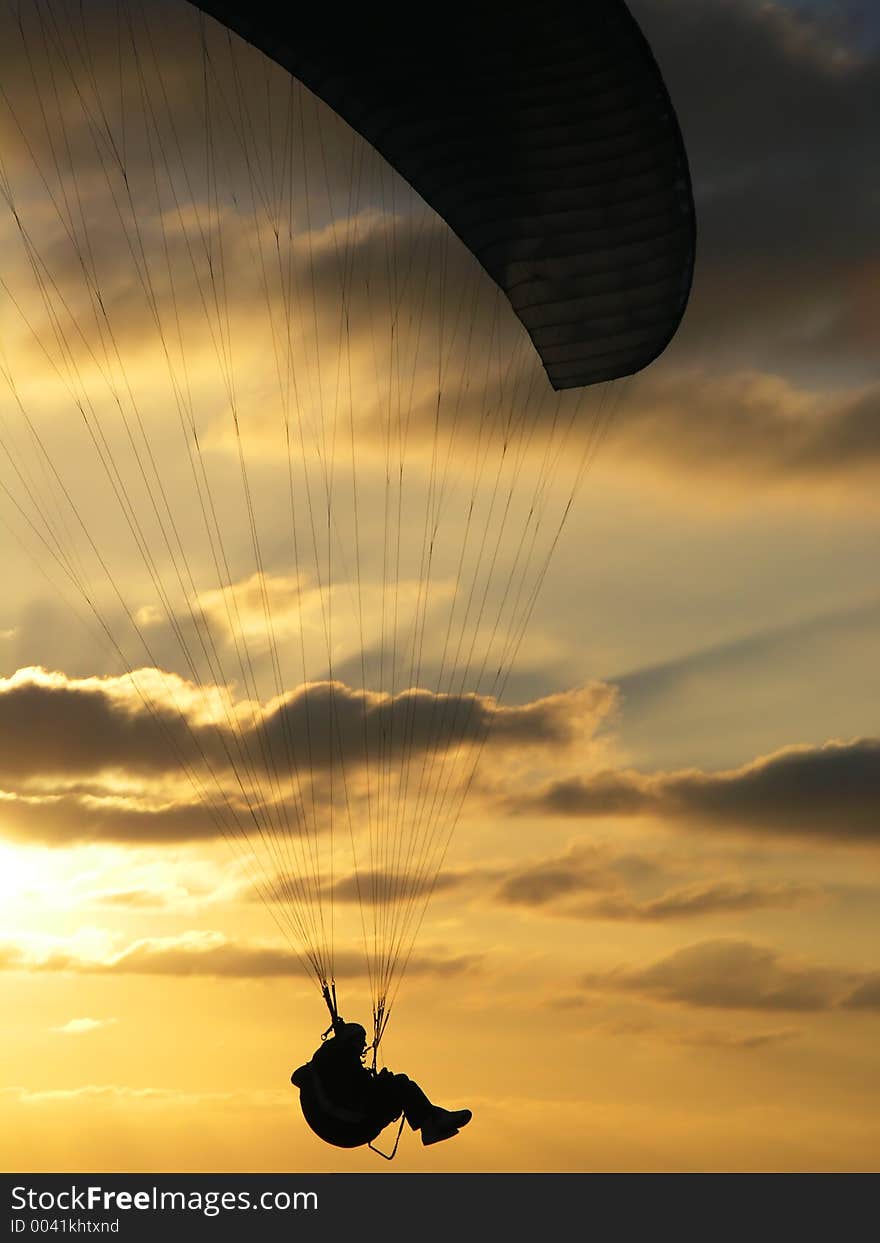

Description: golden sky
[1,0,879,1173]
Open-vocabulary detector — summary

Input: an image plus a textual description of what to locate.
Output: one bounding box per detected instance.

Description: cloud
[1,1085,196,1106]
[0,929,479,981]
[0,1083,288,1110]
[668,1026,800,1051]
[570,880,820,923]
[86,934,307,979]
[608,370,880,489]
[238,864,482,912]
[0,667,194,781]
[0,666,607,778]
[581,938,864,1013]
[0,665,613,845]
[614,594,880,712]
[328,869,468,906]
[513,736,880,844]
[83,887,187,909]
[0,786,228,846]
[581,885,820,924]
[567,1008,801,1051]
[49,1017,117,1035]
[492,843,819,923]
[839,974,880,1012]
[632,0,880,370]
[493,845,618,908]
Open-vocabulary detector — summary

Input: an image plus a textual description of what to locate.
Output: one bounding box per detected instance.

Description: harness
[292,1061,383,1149]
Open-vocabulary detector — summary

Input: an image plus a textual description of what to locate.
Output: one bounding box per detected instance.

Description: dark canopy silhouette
[192,1,696,389]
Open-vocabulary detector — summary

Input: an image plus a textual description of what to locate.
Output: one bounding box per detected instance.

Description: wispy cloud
[0,1084,288,1110]
[613,595,880,712]
[491,843,821,923]
[0,929,480,981]
[580,938,872,1013]
[839,974,880,1011]
[49,1017,117,1036]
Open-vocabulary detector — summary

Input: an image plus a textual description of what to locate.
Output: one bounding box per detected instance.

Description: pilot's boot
[420,1106,473,1146]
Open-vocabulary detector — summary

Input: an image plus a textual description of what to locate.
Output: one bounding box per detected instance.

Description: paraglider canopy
[193,0,695,390]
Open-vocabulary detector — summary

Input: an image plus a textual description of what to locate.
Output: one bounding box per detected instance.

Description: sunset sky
[1,0,879,1174]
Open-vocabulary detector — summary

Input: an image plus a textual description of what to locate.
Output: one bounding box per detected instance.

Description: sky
[0,0,878,1174]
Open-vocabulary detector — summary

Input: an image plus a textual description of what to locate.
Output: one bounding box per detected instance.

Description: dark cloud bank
[511,737,880,844]
[0,668,610,845]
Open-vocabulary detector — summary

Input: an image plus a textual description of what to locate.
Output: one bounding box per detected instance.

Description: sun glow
[0,842,58,910]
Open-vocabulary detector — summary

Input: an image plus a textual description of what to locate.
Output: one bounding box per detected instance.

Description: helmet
[336,1022,367,1053]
